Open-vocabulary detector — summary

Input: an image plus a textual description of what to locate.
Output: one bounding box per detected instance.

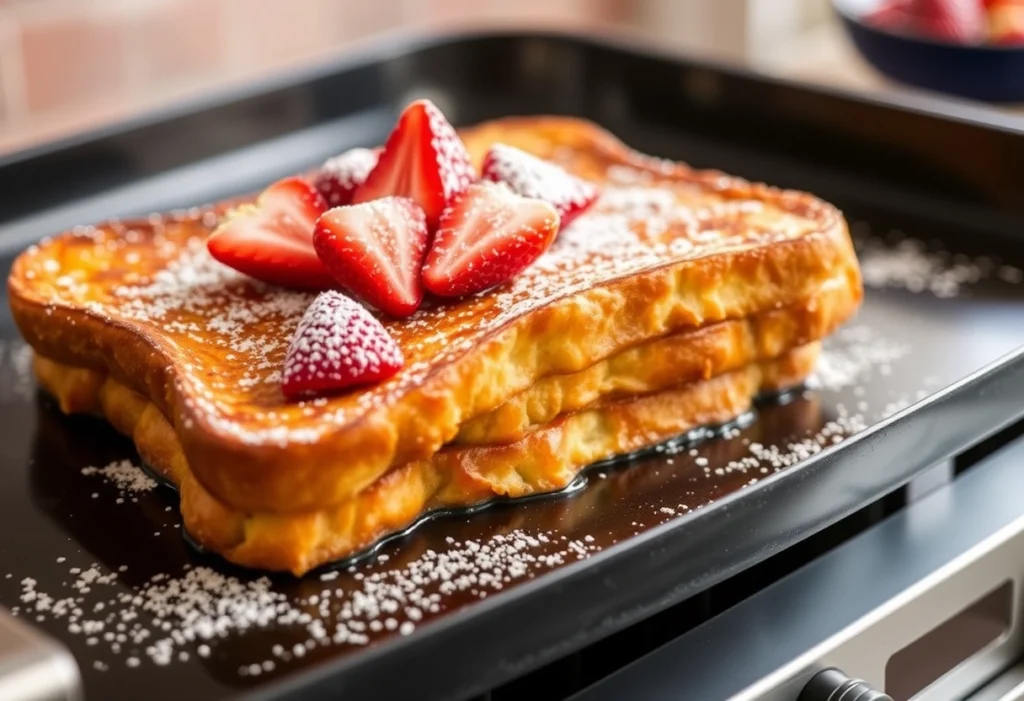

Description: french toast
[35,344,817,574]
[456,272,856,444]
[8,116,862,524]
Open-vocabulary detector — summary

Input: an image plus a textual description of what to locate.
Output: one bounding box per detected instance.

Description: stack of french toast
[7,101,862,575]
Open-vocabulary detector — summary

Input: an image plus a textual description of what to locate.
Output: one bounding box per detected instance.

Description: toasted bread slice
[8,117,861,514]
[35,345,816,574]
[457,272,856,444]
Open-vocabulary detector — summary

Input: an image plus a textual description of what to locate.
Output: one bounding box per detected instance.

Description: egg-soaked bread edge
[34,344,817,574]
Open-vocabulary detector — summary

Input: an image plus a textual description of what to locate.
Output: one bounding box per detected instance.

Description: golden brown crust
[458,273,856,444]
[8,116,862,514]
[35,346,817,574]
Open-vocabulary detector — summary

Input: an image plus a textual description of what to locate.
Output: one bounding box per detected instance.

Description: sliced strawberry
[905,0,985,42]
[864,0,914,30]
[312,147,379,207]
[422,182,559,298]
[352,100,476,229]
[481,144,599,231]
[207,177,333,290]
[282,291,404,399]
[313,197,428,318]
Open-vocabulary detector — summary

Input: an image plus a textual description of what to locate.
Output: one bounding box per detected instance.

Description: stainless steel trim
[905,458,955,502]
[967,662,1024,701]
[0,608,81,701]
[568,437,1024,701]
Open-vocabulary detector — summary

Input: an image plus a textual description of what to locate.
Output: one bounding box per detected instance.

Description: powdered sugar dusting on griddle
[81,460,158,495]
[0,340,34,401]
[857,231,1023,298]
[10,525,599,673]
[11,309,924,675]
[807,326,911,392]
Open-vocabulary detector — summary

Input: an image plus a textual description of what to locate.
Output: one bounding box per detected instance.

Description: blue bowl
[834,0,1024,102]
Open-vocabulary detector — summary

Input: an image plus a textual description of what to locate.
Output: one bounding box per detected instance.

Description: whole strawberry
[281,291,404,398]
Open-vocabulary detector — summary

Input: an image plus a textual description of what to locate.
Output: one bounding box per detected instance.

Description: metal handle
[0,608,81,701]
[799,669,892,701]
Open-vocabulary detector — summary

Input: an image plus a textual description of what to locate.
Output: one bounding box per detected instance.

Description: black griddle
[1,30,1024,701]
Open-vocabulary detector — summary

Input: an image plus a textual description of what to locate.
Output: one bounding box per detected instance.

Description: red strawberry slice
[352,100,476,229]
[864,0,914,30]
[282,290,404,399]
[313,196,428,318]
[311,147,379,207]
[481,144,599,231]
[207,176,333,290]
[905,0,985,42]
[422,182,559,298]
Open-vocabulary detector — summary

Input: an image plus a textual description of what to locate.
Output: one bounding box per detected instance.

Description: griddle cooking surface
[1,31,1023,701]
[0,223,1021,700]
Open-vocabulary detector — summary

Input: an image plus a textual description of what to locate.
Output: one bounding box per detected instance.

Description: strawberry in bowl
[835,0,1024,101]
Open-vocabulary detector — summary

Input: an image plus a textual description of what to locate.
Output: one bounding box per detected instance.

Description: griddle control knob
[798,668,893,701]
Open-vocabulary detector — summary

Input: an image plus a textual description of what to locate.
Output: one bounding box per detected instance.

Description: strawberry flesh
[422,182,559,298]
[313,196,428,318]
[875,0,986,41]
[207,176,334,290]
[282,291,404,399]
[312,148,379,207]
[865,0,915,30]
[352,100,476,229]
[481,144,599,232]
[911,0,985,42]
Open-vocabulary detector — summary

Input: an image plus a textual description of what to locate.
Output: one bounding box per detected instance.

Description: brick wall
[0,0,628,155]
[0,0,831,156]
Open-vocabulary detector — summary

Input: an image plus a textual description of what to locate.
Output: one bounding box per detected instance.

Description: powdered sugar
[858,233,1022,298]
[282,291,404,397]
[313,148,378,207]
[113,237,245,312]
[482,143,598,224]
[0,340,34,401]
[807,326,911,392]
[10,527,600,674]
[81,460,158,495]
[421,100,476,201]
